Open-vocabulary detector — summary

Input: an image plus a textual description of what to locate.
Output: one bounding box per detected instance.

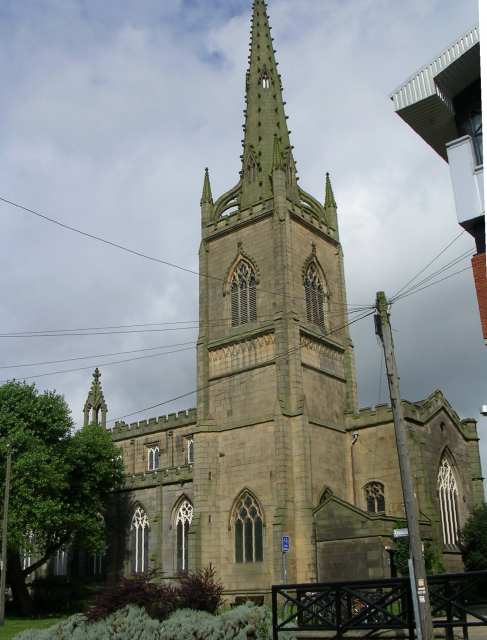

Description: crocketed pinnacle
[325,172,337,209]
[240,0,296,208]
[201,167,213,205]
[83,367,108,427]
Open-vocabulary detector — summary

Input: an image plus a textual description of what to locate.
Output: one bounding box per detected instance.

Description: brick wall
[471,253,487,340]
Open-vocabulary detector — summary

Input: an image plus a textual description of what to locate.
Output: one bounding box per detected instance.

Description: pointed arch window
[176,499,193,573]
[147,445,160,471]
[131,507,149,574]
[53,547,68,576]
[234,492,263,563]
[365,482,385,514]
[261,72,270,89]
[304,263,327,328]
[231,260,257,327]
[438,456,460,545]
[245,152,257,184]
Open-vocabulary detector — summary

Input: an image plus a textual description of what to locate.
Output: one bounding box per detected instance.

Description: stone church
[79,0,484,601]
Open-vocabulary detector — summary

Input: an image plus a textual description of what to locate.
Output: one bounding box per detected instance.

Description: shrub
[14,603,284,640]
[177,566,224,614]
[86,566,223,622]
[86,571,179,622]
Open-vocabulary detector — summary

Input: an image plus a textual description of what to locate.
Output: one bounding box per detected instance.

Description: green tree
[0,381,124,614]
[460,504,487,571]
[392,522,444,576]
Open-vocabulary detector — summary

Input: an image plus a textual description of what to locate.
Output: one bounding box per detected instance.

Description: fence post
[272,587,279,640]
[445,578,454,640]
[335,585,342,639]
[406,578,415,640]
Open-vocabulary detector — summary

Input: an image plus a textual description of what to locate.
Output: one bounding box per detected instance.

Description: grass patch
[2,616,67,640]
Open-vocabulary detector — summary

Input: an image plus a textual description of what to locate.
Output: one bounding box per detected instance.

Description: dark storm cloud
[0,0,484,471]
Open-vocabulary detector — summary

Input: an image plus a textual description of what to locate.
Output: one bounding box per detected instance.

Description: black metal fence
[271,571,487,639]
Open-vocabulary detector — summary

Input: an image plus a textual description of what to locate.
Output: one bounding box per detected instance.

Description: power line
[108,309,376,423]
[392,266,471,302]
[0,341,196,370]
[0,345,195,384]
[0,307,368,339]
[391,229,466,300]
[391,249,473,301]
[0,195,370,310]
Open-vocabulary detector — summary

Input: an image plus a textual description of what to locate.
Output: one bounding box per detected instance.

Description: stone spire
[240,0,297,208]
[83,368,108,428]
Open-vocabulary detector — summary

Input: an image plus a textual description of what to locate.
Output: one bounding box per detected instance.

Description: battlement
[122,463,194,490]
[346,390,478,440]
[111,408,197,442]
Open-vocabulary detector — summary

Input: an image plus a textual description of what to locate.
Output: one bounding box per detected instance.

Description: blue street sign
[281,535,290,553]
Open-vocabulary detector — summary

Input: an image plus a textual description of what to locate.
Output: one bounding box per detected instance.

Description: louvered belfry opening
[231,260,257,327]
[304,263,326,328]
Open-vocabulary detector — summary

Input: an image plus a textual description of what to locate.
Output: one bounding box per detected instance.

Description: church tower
[192,0,357,593]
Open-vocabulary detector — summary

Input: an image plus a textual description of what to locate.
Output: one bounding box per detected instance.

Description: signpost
[281,535,290,584]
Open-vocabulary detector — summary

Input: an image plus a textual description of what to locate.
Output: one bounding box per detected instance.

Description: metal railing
[271,571,487,639]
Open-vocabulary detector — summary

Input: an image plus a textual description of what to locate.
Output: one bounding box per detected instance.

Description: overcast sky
[0,0,485,477]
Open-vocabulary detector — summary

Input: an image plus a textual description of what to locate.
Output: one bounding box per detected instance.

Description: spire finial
[325,172,337,209]
[83,368,108,428]
[201,167,213,206]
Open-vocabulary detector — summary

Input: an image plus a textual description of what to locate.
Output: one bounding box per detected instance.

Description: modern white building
[391,26,486,343]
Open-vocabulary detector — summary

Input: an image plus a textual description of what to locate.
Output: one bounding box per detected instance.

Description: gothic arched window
[304,263,327,328]
[234,492,263,563]
[231,260,257,327]
[147,446,160,471]
[438,456,460,545]
[176,499,193,573]
[131,507,149,574]
[365,482,385,514]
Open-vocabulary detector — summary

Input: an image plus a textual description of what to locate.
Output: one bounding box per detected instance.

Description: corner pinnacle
[325,172,337,209]
[201,167,213,206]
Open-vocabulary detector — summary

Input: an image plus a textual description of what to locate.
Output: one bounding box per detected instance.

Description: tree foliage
[0,380,124,613]
[392,522,444,576]
[460,503,487,571]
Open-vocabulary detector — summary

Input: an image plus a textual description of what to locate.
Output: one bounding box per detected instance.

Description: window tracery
[364,482,385,514]
[304,263,327,328]
[233,492,263,563]
[131,507,149,574]
[231,260,257,327]
[176,499,193,573]
[438,456,460,545]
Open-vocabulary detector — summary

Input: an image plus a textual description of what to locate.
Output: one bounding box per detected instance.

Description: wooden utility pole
[0,448,12,626]
[375,292,433,640]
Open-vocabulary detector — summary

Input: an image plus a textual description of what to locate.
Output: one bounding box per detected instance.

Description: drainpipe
[351,432,359,505]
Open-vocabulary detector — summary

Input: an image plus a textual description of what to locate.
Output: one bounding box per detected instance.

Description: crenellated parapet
[122,463,193,491]
[111,408,197,443]
[346,389,478,441]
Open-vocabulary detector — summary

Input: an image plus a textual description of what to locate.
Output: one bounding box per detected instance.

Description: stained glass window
[234,492,263,563]
[131,507,149,574]
[364,482,385,514]
[176,499,193,573]
[438,457,460,545]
